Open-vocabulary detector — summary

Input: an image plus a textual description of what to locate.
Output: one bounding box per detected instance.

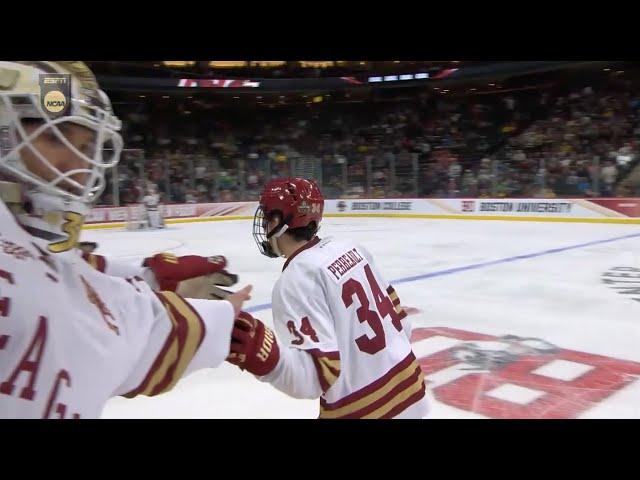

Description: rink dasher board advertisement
[326,198,640,219]
[83,198,640,229]
[85,202,259,226]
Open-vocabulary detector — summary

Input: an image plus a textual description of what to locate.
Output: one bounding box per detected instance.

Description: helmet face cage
[252,205,279,258]
[0,69,123,206]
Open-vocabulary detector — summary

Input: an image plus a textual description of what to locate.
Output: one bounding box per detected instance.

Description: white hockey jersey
[0,200,235,419]
[143,193,160,210]
[270,236,428,419]
[79,250,159,288]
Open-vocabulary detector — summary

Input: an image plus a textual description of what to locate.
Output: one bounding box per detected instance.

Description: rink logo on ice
[411,327,640,419]
[601,267,640,303]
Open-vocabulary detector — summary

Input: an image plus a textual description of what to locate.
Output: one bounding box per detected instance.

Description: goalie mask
[253,178,324,258]
[0,61,123,253]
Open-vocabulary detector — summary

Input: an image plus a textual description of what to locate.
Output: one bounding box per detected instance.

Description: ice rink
[85,217,640,419]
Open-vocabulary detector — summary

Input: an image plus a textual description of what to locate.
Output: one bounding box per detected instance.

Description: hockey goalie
[0,61,251,419]
[141,182,164,229]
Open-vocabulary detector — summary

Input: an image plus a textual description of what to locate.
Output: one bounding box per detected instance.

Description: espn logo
[43,77,68,85]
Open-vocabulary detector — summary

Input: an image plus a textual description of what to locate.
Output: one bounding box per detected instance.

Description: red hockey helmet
[253,177,325,258]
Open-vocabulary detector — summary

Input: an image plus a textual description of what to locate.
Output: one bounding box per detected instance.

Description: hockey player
[0,61,251,418]
[142,182,164,229]
[227,178,429,419]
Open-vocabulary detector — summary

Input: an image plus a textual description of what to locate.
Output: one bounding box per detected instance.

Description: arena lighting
[208,61,248,68]
[299,61,334,68]
[368,72,429,83]
[248,61,286,67]
[163,61,196,67]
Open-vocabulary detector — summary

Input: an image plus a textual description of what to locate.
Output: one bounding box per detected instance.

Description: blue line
[246,302,272,313]
[245,231,640,313]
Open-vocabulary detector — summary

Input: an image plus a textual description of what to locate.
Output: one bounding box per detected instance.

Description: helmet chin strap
[268,223,289,258]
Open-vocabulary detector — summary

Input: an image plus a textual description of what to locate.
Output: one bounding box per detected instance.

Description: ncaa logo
[40,73,71,118]
[43,90,66,113]
[461,201,475,212]
[337,201,347,212]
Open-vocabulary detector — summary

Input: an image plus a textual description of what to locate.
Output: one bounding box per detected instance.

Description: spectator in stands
[109,74,640,202]
[601,160,618,197]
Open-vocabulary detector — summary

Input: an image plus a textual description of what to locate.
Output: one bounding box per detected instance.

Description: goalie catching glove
[227,311,280,376]
[143,253,238,300]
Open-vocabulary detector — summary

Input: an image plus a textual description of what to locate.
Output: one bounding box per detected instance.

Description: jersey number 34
[342,264,403,355]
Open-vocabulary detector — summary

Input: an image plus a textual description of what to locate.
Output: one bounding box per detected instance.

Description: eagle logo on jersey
[80,275,120,335]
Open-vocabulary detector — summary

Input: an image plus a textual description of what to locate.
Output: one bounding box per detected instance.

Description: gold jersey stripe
[362,370,425,419]
[126,292,204,397]
[316,357,341,389]
[148,292,204,395]
[319,360,420,418]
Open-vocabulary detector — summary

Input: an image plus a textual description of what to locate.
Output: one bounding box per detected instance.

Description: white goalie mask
[0,61,123,253]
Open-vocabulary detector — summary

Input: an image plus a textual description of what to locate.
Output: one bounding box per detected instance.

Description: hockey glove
[227,311,280,377]
[143,253,238,299]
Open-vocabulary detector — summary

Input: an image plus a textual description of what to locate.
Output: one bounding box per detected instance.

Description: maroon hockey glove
[227,311,280,377]
[143,253,238,299]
